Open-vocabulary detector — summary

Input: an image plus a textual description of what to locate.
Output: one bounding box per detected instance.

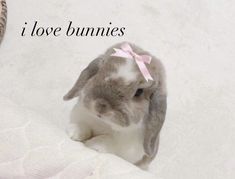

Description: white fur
[67,102,145,164]
[110,59,137,82]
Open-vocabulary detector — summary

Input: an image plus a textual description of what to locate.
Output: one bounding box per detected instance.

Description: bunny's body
[64,42,167,169]
[68,102,145,164]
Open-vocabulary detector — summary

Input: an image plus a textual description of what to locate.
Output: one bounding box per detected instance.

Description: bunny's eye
[134,89,143,97]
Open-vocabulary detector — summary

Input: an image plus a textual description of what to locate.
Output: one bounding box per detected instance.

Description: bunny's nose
[95,98,110,114]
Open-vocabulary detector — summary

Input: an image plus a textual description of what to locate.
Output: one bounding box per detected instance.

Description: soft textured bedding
[0,96,157,179]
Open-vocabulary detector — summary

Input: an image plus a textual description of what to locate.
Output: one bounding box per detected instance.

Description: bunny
[64,42,167,169]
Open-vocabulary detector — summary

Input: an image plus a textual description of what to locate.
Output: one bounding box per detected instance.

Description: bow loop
[121,43,133,53]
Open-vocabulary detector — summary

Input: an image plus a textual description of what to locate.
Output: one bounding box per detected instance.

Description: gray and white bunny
[64,42,167,169]
[0,0,7,44]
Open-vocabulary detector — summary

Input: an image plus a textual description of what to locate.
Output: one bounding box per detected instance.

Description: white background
[0,0,235,178]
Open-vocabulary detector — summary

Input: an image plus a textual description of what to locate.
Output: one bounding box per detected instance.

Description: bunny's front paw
[85,139,106,152]
[67,123,91,142]
[84,135,114,153]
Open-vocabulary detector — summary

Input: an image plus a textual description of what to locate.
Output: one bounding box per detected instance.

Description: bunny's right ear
[63,58,103,101]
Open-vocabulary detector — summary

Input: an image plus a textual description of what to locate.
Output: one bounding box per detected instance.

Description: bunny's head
[64,42,166,131]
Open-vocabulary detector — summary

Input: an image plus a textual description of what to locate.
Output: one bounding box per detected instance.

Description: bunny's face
[80,57,153,128]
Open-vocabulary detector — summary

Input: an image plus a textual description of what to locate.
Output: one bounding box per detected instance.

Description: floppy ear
[63,58,103,100]
[143,88,167,157]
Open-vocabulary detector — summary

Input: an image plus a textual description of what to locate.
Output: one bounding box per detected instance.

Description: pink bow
[111,43,153,81]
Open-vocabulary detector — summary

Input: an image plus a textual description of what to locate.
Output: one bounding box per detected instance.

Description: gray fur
[0,0,7,44]
[63,58,103,100]
[64,42,167,167]
[144,93,167,156]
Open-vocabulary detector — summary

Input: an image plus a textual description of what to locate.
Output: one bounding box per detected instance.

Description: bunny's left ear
[143,89,167,157]
[63,58,103,101]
